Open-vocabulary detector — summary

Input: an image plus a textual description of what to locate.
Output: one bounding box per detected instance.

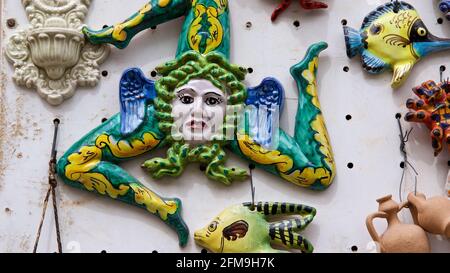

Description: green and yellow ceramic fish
[344,1,450,88]
[194,202,316,253]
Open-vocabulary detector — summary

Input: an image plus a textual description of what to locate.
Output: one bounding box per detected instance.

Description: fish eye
[208,221,218,232]
[370,24,383,35]
[417,27,427,37]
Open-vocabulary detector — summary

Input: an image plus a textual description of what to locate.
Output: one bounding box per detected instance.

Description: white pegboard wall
[0,0,449,253]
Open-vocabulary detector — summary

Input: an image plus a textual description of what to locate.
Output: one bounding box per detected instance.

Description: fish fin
[361,1,415,30]
[343,26,363,58]
[361,50,388,74]
[383,34,411,47]
[269,220,314,253]
[392,62,414,88]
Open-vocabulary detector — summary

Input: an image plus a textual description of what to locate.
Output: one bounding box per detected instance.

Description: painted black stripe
[279,222,287,245]
[281,203,287,213]
[303,206,313,214]
[257,202,263,212]
[288,223,294,245]
[264,203,270,215]
[271,203,278,215]
[297,235,304,248]
[289,204,296,212]
[269,226,276,240]
[295,218,303,229]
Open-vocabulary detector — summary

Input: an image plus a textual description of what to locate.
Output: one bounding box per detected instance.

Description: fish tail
[269,220,315,253]
[343,25,363,58]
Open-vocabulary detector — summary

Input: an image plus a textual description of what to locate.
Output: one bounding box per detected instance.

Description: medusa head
[142,51,249,185]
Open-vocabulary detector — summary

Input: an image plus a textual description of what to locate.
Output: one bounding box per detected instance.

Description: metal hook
[33,119,62,254]
[396,116,419,202]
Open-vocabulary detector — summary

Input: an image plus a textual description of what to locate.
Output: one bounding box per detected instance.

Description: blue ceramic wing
[246,77,285,149]
[120,68,156,135]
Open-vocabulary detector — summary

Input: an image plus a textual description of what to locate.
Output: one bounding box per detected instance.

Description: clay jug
[407,192,450,238]
[447,170,450,198]
[366,195,430,253]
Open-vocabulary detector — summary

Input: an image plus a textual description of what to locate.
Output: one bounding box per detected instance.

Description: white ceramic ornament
[5,0,110,105]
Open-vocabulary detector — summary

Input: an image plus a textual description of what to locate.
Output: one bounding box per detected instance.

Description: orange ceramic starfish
[405,80,450,156]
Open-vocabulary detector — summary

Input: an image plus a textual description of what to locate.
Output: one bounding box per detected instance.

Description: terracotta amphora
[366,195,430,253]
[407,192,450,239]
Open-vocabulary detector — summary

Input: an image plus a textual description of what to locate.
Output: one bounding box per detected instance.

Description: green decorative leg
[82,0,191,49]
[83,0,230,58]
[230,42,336,191]
[56,108,189,246]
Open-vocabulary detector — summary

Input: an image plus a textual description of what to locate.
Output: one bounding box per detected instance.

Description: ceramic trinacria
[195,202,317,253]
[5,0,110,105]
[57,0,336,246]
[366,195,430,253]
[344,1,450,88]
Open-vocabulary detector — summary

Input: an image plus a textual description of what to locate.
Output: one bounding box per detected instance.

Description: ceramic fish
[343,1,450,88]
[194,202,316,253]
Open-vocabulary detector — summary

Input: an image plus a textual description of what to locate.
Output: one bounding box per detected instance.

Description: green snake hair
[143,51,249,185]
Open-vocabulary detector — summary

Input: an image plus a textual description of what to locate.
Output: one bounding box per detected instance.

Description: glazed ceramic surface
[405,80,450,156]
[439,0,450,20]
[55,0,335,246]
[2,0,450,253]
[195,202,317,253]
[344,1,450,88]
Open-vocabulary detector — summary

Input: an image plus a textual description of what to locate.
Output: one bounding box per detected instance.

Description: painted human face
[172,79,227,144]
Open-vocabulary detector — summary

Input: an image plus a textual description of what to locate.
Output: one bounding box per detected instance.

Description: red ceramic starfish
[405,80,450,156]
[271,0,328,22]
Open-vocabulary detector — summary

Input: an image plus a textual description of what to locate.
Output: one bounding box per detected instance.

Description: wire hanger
[33,119,63,253]
[396,115,418,202]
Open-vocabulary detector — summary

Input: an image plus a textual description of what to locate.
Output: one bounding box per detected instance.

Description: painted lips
[187,120,208,131]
